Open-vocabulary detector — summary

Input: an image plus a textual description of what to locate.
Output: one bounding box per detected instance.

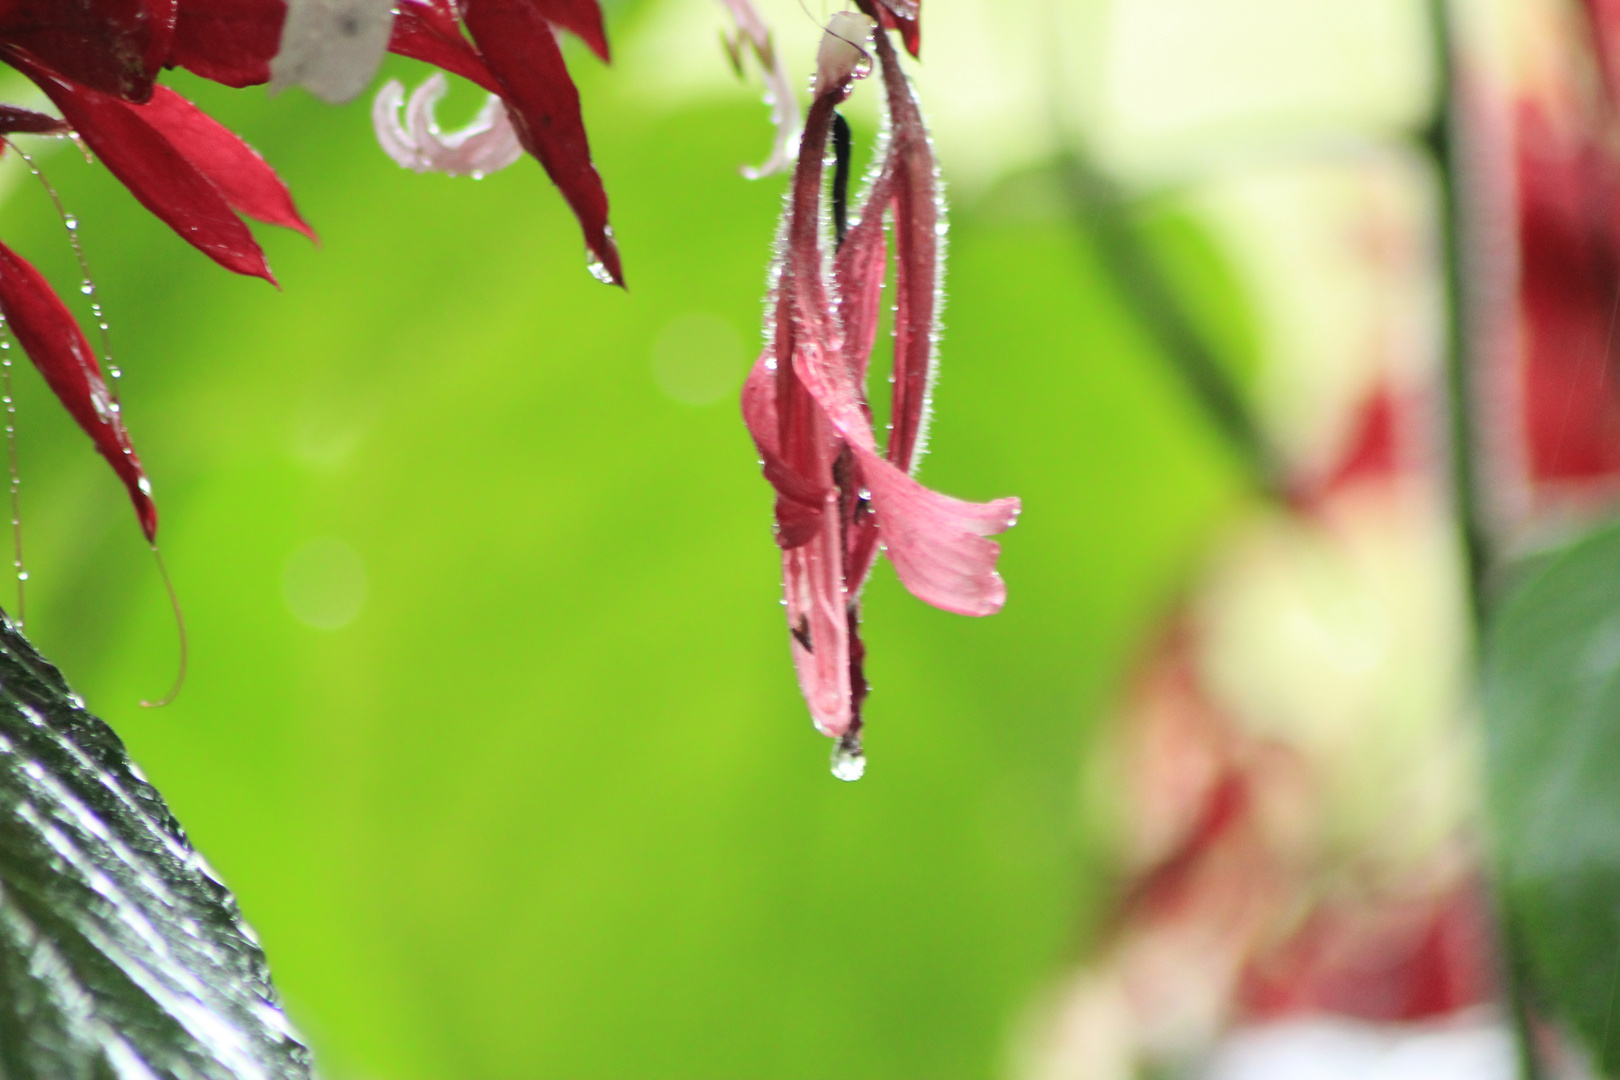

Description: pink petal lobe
[168,0,285,87]
[784,505,853,737]
[138,85,314,239]
[858,448,1017,616]
[787,334,1017,618]
[28,65,274,282]
[463,0,622,285]
[742,348,825,548]
[0,241,157,541]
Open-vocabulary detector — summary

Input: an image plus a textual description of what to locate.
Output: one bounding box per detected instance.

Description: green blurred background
[0,1,1285,1075]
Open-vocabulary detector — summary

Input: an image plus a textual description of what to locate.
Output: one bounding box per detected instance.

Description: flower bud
[815,12,875,96]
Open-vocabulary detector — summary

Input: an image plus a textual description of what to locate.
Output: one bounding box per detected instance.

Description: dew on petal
[587,256,615,284]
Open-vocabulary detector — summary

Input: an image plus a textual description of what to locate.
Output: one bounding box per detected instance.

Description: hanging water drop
[830,736,866,782]
[586,256,614,285]
[63,216,76,230]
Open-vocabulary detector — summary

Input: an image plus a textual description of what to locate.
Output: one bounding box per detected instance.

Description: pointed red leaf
[25,63,274,282]
[463,0,622,285]
[0,241,156,541]
[530,0,610,61]
[168,0,285,87]
[138,85,314,239]
[0,0,177,101]
[388,0,502,95]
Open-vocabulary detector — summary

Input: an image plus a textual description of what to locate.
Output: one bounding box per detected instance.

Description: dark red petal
[26,63,274,281]
[168,0,284,87]
[463,0,622,285]
[0,0,176,101]
[0,106,70,136]
[871,1,920,58]
[741,350,826,549]
[529,0,610,61]
[138,85,314,239]
[0,240,156,541]
[388,0,502,94]
[871,27,935,470]
[832,166,894,384]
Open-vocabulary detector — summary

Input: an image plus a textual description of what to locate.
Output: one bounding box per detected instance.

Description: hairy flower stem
[1423,1,1538,1076]
[1056,149,1290,502]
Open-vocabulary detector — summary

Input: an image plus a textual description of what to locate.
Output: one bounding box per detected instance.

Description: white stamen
[372,74,523,178]
[715,0,802,178]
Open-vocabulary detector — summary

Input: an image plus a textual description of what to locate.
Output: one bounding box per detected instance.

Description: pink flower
[741,6,1019,774]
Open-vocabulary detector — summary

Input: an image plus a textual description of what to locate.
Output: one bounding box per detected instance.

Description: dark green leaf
[0,615,311,1079]
[1486,519,1620,1074]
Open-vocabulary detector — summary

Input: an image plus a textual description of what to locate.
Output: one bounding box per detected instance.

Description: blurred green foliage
[0,19,1251,1079]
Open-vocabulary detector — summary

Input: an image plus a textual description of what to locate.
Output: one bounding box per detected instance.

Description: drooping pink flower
[742,7,1019,774]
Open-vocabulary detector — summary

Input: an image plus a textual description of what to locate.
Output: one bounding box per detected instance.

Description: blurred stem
[1424,0,1491,626]
[1422,1,1539,1077]
[1056,151,1290,501]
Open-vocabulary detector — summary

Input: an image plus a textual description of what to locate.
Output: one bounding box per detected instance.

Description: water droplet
[63,216,77,230]
[79,281,93,295]
[16,571,28,581]
[586,257,615,285]
[830,737,865,782]
[108,365,121,379]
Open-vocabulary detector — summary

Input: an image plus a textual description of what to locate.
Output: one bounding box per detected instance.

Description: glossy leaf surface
[1486,519,1620,1074]
[0,615,310,1079]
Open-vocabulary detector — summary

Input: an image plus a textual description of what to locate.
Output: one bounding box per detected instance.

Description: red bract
[742,12,1018,770]
[0,0,621,542]
[385,0,620,283]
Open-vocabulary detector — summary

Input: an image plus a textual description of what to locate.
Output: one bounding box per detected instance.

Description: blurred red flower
[742,8,1018,772]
